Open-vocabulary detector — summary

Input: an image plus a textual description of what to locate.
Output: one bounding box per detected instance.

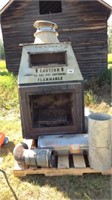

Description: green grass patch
[84,90,96,106]
[0,60,6,71]
[108,53,112,64]
[0,60,19,111]
[108,54,112,69]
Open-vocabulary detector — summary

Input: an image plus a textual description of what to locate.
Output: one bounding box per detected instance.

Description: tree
[108,21,112,53]
[0,40,5,59]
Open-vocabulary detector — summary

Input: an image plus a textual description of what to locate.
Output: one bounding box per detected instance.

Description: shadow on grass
[20,173,111,200]
[0,71,10,76]
[0,141,15,157]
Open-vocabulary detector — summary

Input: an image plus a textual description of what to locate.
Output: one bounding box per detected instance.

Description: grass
[84,65,112,115]
[84,90,96,106]
[0,60,112,200]
[108,54,112,69]
[108,54,112,64]
[0,60,19,112]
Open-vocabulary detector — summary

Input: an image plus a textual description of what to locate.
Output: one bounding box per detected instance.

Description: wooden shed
[1,0,112,79]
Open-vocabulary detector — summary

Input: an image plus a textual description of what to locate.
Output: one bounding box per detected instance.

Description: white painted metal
[18,42,83,85]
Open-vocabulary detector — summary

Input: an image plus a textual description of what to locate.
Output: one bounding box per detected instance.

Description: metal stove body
[18,21,84,139]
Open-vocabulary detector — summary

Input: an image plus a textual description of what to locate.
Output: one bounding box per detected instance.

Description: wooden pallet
[14,154,112,177]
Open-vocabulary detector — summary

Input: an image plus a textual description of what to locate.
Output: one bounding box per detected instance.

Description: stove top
[18,42,83,86]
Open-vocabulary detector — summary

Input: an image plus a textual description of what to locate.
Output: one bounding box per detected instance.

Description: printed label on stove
[67,69,74,74]
[36,67,64,73]
[24,66,79,84]
[34,77,63,82]
[33,67,68,82]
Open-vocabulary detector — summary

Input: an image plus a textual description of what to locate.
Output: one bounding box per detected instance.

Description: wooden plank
[58,156,69,169]
[14,166,112,177]
[102,169,112,175]
[1,0,108,78]
[44,168,112,176]
[73,155,86,168]
[14,159,112,177]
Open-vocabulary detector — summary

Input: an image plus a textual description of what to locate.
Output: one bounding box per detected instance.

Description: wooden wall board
[1,0,109,79]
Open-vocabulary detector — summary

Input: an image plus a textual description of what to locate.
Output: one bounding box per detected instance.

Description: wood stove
[18,21,84,139]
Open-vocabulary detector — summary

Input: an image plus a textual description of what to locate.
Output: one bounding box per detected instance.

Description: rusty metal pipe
[13,143,55,168]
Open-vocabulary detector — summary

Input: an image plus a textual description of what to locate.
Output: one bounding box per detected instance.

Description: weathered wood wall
[1,0,109,79]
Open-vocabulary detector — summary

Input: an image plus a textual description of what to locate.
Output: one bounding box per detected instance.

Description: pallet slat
[73,155,86,168]
[58,156,69,169]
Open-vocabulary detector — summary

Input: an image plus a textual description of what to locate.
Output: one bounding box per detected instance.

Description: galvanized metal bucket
[89,145,111,171]
[88,113,112,171]
[89,113,111,147]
